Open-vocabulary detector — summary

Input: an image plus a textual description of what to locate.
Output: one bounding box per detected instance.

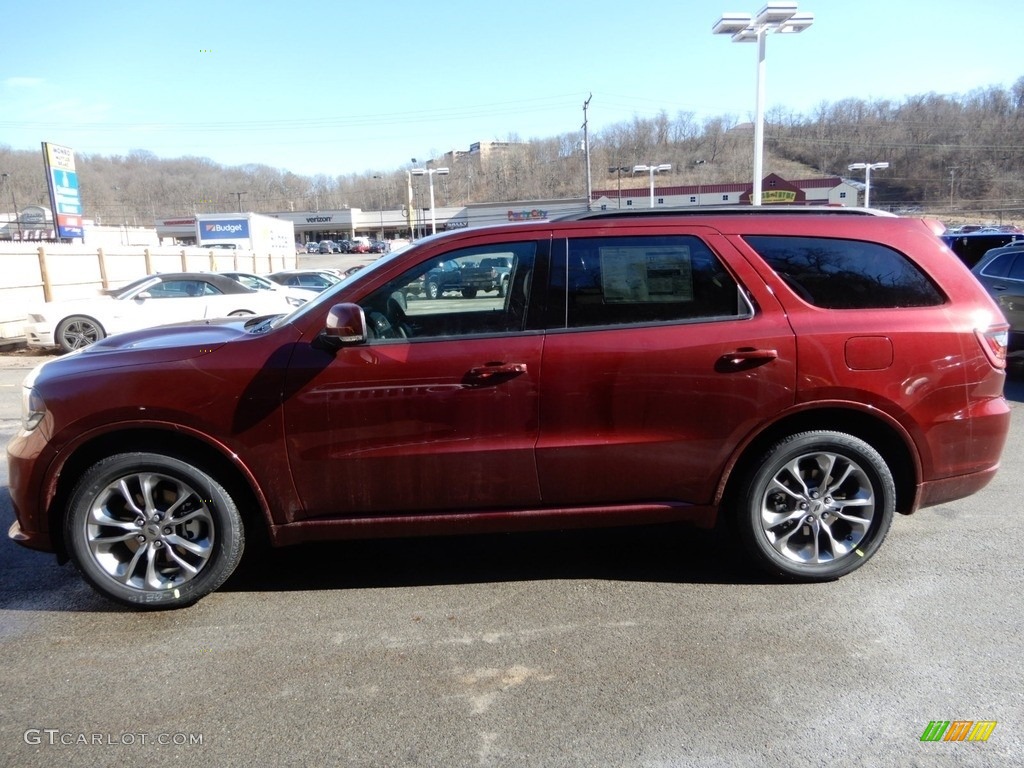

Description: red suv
[7,208,1011,608]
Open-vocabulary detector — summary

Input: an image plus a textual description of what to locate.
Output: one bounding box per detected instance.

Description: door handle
[464,360,528,385]
[466,364,528,382]
[717,348,778,371]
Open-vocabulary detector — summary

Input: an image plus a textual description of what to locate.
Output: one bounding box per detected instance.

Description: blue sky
[1,0,1019,177]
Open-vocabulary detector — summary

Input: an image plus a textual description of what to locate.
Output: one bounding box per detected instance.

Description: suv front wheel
[65,453,245,609]
[736,431,895,582]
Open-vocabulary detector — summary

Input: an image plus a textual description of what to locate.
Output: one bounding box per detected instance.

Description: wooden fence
[0,243,298,345]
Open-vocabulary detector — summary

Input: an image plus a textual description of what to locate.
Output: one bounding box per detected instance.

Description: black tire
[426,280,440,299]
[65,453,245,609]
[497,277,508,298]
[734,431,895,582]
[56,315,106,353]
[461,288,478,299]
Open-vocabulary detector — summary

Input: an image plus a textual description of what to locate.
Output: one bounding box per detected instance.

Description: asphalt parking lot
[0,353,1022,767]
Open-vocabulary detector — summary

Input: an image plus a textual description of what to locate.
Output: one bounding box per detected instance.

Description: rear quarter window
[744,235,944,309]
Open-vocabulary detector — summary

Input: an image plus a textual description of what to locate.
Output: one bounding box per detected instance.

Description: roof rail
[555,205,895,222]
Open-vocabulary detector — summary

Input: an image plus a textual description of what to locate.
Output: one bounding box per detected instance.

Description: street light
[372,174,386,239]
[609,166,631,208]
[410,167,450,235]
[406,158,417,241]
[713,2,814,206]
[694,159,707,206]
[632,164,672,208]
[1,173,19,240]
[113,185,128,245]
[847,162,889,208]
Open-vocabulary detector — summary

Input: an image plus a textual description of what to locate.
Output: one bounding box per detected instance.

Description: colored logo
[507,209,547,222]
[920,721,997,742]
[199,219,250,239]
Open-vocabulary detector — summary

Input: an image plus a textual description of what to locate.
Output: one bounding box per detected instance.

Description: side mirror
[321,303,367,347]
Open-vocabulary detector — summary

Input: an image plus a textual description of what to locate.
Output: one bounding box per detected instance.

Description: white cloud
[4,77,45,88]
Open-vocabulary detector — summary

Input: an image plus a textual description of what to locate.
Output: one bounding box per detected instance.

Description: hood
[31,317,266,385]
[83,315,259,354]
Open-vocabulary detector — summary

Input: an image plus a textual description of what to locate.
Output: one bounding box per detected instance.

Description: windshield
[108,276,160,299]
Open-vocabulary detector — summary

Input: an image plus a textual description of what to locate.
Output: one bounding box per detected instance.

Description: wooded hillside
[2,76,1022,228]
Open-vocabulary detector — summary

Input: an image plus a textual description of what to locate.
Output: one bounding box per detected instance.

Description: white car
[219,271,319,306]
[24,272,297,353]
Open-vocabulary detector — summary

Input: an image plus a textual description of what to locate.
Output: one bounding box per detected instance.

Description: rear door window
[548,235,752,329]
[978,253,1014,278]
[1007,256,1024,281]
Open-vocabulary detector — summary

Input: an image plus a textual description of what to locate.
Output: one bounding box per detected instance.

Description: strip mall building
[153,173,857,245]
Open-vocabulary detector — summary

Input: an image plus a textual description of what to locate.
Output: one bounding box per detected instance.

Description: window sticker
[599,246,694,303]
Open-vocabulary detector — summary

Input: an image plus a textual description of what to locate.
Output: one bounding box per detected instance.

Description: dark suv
[7,208,1010,608]
[970,240,1024,359]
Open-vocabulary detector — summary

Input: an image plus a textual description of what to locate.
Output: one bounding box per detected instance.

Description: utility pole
[582,94,593,211]
[233,191,246,212]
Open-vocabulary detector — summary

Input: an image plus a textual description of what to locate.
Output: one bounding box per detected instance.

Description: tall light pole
[113,185,128,244]
[713,2,814,206]
[694,159,707,206]
[609,166,631,208]
[1,173,19,240]
[410,167,450,235]
[633,164,672,208]
[847,161,889,208]
[372,174,386,239]
[406,158,417,241]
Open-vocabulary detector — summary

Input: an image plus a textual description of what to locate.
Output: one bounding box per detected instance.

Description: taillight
[976,324,1009,369]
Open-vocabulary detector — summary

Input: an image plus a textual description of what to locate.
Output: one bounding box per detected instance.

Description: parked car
[8,207,1010,608]
[341,264,368,278]
[219,271,317,307]
[22,272,296,353]
[422,259,463,298]
[265,269,343,291]
[318,240,340,255]
[306,242,321,254]
[970,241,1024,360]
[476,255,512,296]
[942,231,1023,268]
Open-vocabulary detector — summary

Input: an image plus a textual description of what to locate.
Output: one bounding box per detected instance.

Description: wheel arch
[47,428,270,560]
[718,406,919,517]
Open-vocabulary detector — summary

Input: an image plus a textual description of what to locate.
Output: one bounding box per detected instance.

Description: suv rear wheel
[736,431,895,581]
[65,453,245,609]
